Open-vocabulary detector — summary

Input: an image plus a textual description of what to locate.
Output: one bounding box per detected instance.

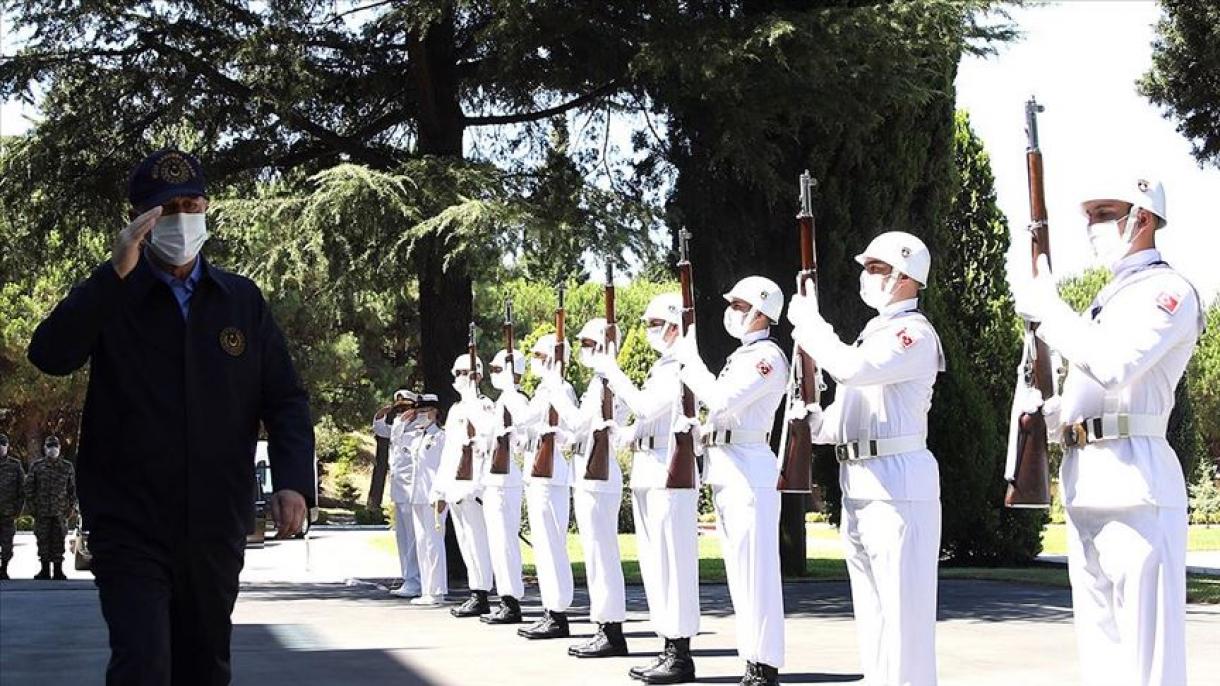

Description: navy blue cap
[127,149,207,209]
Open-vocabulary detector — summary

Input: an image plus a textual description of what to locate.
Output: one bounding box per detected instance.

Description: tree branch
[461,80,620,127]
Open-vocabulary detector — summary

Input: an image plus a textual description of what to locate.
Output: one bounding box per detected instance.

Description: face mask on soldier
[452,374,477,396]
[859,271,898,311]
[1087,213,1137,270]
[0,444,7,458]
[645,325,670,354]
[490,367,514,391]
[722,306,753,340]
[149,212,209,266]
[45,447,60,459]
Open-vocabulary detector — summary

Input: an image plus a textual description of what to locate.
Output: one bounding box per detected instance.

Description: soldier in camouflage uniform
[24,436,76,580]
[0,433,25,580]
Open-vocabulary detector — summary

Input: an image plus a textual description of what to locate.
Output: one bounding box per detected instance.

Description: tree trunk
[366,435,391,513]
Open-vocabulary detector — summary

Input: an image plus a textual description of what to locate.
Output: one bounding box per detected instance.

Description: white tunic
[389,421,444,505]
[431,397,493,504]
[480,385,538,489]
[522,381,577,488]
[603,355,682,490]
[553,373,629,494]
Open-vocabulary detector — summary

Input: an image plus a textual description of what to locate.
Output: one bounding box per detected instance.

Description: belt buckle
[1064,423,1088,448]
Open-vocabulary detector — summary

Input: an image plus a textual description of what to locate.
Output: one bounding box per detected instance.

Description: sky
[4,2,1218,301]
[956,1,1220,305]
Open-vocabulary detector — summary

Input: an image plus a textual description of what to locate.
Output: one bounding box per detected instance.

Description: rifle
[455,322,478,481]
[666,229,698,490]
[584,263,617,481]
[530,283,567,479]
[490,298,516,475]
[778,170,821,494]
[1005,96,1053,509]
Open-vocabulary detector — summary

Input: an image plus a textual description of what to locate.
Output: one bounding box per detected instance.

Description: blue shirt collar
[147,253,203,291]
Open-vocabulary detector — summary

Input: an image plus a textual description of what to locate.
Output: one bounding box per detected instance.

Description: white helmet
[450,353,485,377]
[576,318,608,346]
[1080,174,1167,228]
[854,231,931,286]
[723,276,783,323]
[490,349,526,377]
[530,333,571,364]
[642,293,683,326]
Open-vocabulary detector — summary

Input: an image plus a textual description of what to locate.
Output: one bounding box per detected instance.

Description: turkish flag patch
[897,328,915,349]
[1156,291,1181,315]
[756,360,773,378]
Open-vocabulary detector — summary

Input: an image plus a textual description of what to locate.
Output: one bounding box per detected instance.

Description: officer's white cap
[393,389,418,402]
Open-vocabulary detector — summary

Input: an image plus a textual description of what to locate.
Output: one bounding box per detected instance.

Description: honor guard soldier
[480,348,538,624]
[0,433,26,580]
[518,333,577,640]
[789,232,945,686]
[383,390,423,598]
[1008,176,1201,686]
[431,354,496,616]
[674,277,789,686]
[396,394,449,606]
[25,436,77,580]
[591,293,701,683]
[552,318,630,658]
[27,149,315,684]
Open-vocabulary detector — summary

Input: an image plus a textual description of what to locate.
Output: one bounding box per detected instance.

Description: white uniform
[603,354,702,639]
[553,374,629,624]
[381,413,420,592]
[432,399,495,594]
[680,329,789,669]
[800,297,945,686]
[523,382,577,613]
[480,385,537,601]
[391,420,448,598]
[1034,250,1201,686]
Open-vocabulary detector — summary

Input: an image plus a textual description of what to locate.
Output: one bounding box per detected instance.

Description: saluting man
[0,433,25,580]
[431,355,496,617]
[1008,177,1201,686]
[518,333,577,640]
[552,318,630,658]
[674,277,789,686]
[591,293,700,684]
[25,435,77,581]
[384,390,422,598]
[789,232,945,686]
[399,394,449,606]
[479,348,538,624]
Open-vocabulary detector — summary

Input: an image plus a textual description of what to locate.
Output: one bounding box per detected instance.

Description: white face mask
[490,367,515,391]
[722,307,752,340]
[645,325,670,354]
[0,445,7,458]
[452,374,477,397]
[530,357,550,377]
[1087,214,1135,270]
[859,271,897,311]
[579,346,597,369]
[45,447,60,459]
[149,212,208,266]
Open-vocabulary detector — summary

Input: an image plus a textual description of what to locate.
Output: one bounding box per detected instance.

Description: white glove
[613,424,638,452]
[588,351,618,377]
[672,324,700,366]
[786,401,824,435]
[1008,252,1063,323]
[786,291,824,330]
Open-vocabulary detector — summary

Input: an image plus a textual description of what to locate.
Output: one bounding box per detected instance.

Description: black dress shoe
[481,596,523,624]
[571,622,628,658]
[630,639,672,680]
[739,661,780,686]
[34,561,50,580]
[639,637,696,684]
[450,590,490,618]
[517,610,569,639]
[51,561,67,581]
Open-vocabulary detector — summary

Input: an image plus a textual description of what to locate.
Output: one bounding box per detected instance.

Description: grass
[369,522,1220,604]
[1041,523,1220,555]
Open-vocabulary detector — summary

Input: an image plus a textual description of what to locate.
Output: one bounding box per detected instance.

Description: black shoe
[571,622,629,658]
[517,610,569,639]
[52,561,67,581]
[630,639,673,681]
[639,637,696,684]
[0,562,9,580]
[451,590,490,618]
[481,596,523,624]
[739,662,780,686]
[34,561,50,580]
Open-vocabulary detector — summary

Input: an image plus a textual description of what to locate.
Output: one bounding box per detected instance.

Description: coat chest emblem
[220,327,247,357]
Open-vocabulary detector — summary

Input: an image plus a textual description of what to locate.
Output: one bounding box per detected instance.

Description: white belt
[702,429,770,447]
[1062,413,1169,448]
[835,434,926,463]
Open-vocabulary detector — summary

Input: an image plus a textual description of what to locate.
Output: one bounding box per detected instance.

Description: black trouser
[0,516,15,562]
[92,534,246,686]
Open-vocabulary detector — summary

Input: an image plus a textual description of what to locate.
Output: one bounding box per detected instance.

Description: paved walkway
[2,531,1218,685]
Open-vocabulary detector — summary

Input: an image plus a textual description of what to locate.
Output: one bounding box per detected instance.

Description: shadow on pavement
[232,624,434,686]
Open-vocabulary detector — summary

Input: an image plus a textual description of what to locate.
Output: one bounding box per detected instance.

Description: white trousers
[1065,505,1187,686]
[633,488,700,639]
[482,486,525,599]
[450,497,494,592]
[574,489,627,623]
[392,502,422,593]
[410,503,448,597]
[713,486,785,668]
[526,483,573,612]
[842,498,941,686]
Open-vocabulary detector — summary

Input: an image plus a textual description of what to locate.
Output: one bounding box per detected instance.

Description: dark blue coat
[28,255,315,542]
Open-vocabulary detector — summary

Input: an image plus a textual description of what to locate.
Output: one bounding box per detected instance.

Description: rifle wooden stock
[531,287,566,479]
[490,299,516,475]
[585,267,616,481]
[1006,97,1053,509]
[666,231,698,490]
[778,170,819,494]
[456,322,477,481]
